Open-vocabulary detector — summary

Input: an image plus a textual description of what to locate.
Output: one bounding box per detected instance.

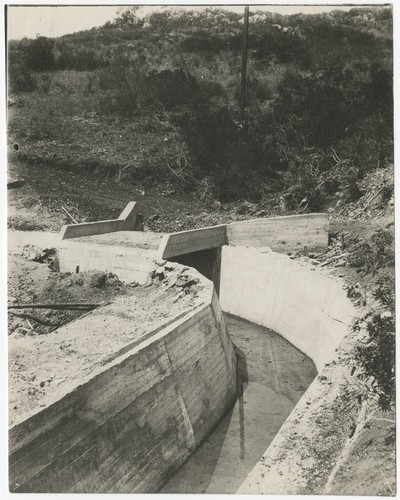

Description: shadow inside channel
[160,314,317,494]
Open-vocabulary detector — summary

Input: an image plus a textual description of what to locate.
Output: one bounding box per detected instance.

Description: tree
[27,36,55,71]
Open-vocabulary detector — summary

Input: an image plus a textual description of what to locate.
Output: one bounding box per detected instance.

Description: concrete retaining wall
[58,240,157,284]
[159,224,227,259]
[158,214,329,260]
[9,287,237,493]
[220,246,356,372]
[60,202,141,240]
[226,213,329,251]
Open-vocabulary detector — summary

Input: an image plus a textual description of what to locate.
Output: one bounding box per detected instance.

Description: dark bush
[356,312,395,411]
[26,37,56,72]
[176,104,279,201]
[145,69,198,109]
[348,229,395,273]
[8,63,36,92]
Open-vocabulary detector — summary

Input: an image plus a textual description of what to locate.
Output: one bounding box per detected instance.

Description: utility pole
[240,6,250,114]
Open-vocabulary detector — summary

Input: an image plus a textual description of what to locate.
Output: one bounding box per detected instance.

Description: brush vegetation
[8,6,393,206]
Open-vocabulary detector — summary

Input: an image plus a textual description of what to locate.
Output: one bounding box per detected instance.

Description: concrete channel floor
[161,314,317,494]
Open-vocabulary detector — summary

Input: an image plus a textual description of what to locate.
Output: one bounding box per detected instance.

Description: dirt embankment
[283,223,395,496]
[8,235,207,427]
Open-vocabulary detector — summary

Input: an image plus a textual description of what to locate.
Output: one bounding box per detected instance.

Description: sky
[6,3,385,40]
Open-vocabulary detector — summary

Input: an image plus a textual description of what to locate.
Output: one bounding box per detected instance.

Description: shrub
[175,103,279,201]
[8,63,36,92]
[26,37,56,72]
[355,310,395,411]
[144,69,198,110]
[351,229,395,411]
[348,229,394,273]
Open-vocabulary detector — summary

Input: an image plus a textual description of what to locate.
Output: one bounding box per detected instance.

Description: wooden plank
[159,225,227,259]
[226,213,329,251]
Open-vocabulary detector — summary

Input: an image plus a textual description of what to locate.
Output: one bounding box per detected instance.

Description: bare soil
[8,244,206,427]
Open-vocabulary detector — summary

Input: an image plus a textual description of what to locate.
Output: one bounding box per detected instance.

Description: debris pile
[336,166,394,221]
[153,261,202,304]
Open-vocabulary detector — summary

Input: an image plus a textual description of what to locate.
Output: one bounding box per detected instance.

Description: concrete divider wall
[60,202,141,240]
[226,213,329,251]
[159,224,227,259]
[220,246,356,372]
[158,214,329,261]
[9,286,237,493]
[58,240,157,284]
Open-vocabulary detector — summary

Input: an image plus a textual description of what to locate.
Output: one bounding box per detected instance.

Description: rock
[334,260,346,267]
[7,179,26,189]
[27,250,41,261]
[172,291,185,303]
[154,266,165,278]
[12,328,27,338]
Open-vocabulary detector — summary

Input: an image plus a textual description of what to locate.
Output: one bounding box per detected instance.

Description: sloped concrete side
[9,282,237,493]
[220,245,356,372]
[219,245,360,495]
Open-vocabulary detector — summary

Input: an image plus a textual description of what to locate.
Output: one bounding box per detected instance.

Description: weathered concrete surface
[158,224,227,259]
[59,239,158,284]
[236,339,363,495]
[9,277,237,493]
[60,201,141,240]
[226,213,329,251]
[218,245,363,495]
[220,245,356,371]
[73,230,166,250]
[161,315,316,493]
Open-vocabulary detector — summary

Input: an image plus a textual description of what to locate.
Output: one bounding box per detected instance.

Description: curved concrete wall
[220,245,356,372]
[9,283,237,493]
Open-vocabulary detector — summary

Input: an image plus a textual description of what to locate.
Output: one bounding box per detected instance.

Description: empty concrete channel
[9,203,356,493]
[161,315,317,493]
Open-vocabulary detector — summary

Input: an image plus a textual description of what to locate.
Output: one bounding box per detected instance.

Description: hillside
[8,6,392,204]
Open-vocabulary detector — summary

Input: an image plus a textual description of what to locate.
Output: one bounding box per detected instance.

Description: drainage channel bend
[161,313,317,494]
